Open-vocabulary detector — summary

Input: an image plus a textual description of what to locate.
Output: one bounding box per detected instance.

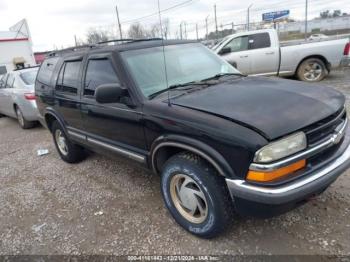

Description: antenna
[157,0,171,106]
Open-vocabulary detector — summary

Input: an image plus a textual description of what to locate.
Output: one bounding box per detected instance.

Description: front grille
[305,107,346,146]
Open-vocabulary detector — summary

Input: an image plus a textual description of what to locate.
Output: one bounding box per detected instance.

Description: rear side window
[0,65,7,75]
[5,74,15,88]
[56,61,82,95]
[37,57,59,85]
[84,59,119,96]
[249,33,271,49]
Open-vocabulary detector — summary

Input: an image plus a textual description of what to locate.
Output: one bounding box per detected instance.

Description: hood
[171,76,345,140]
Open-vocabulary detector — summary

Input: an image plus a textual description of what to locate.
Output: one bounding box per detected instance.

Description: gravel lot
[1,70,350,256]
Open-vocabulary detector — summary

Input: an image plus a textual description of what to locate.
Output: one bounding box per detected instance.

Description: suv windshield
[20,69,38,85]
[121,43,240,98]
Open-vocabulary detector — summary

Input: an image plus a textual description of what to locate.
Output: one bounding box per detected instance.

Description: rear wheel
[52,121,86,163]
[296,58,327,82]
[161,152,233,238]
[15,106,35,129]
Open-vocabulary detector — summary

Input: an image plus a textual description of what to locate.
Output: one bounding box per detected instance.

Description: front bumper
[226,130,350,206]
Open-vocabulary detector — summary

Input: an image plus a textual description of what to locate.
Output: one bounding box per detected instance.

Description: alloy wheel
[303,62,323,81]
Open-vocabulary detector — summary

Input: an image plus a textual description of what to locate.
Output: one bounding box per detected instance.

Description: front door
[80,55,146,156]
[220,35,251,74]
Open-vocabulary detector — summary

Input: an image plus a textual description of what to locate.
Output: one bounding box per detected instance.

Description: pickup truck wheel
[161,152,233,238]
[15,106,35,129]
[51,121,86,163]
[297,58,327,82]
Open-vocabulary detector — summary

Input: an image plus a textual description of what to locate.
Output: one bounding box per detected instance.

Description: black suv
[35,39,350,238]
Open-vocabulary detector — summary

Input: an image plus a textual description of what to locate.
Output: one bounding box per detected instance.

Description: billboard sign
[262,10,290,21]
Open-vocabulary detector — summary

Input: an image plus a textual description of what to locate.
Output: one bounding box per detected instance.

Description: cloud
[0,0,348,51]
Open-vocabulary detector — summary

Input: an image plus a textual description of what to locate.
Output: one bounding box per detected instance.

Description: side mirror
[95,83,127,104]
[219,47,231,55]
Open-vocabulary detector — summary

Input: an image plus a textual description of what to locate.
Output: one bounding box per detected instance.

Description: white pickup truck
[213,29,350,82]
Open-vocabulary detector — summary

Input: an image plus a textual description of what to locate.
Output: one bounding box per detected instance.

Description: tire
[296,58,327,82]
[51,121,86,163]
[15,106,35,129]
[161,152,233,238]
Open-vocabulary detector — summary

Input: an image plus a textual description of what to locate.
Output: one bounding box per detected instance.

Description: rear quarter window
[249,33,271,49]
[37,57,59,85]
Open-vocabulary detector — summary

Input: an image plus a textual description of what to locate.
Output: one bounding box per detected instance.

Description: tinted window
[56,61,81,95]
[0,74,7,88]
[249,33,271,49]
[6,74,14,88]
[224,36,248,53]
[37,57,59,85]
[0,65,7,75]
[84,59,119,96]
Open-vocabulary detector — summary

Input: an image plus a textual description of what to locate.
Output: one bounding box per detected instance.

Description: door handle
[240,55,248,58]
[265,52,275,55]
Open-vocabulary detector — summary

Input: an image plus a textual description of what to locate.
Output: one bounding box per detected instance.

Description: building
[279,15,350,34]
[0,19,36,75]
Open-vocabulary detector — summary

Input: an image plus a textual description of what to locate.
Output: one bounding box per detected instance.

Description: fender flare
[43,108,67,134]
[150,134,235,178]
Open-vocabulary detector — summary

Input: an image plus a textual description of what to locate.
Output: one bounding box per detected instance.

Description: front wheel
[296,58,327,82]
[161,152,233,238]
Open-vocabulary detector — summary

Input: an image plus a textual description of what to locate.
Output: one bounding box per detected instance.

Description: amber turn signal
[247,159,306,182]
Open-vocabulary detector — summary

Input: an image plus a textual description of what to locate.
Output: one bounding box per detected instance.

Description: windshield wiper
[200,72,244,82]
[148,81,207,99]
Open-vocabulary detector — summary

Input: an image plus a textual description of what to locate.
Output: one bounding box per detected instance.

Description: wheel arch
[44,110,66,133]
[296,55,330,75]
[150,135,235,178]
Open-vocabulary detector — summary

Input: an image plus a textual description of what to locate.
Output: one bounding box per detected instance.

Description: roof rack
[13,65,40,71]
[97,38,163,45]
[48,44,95,57]
[47,38,164,57]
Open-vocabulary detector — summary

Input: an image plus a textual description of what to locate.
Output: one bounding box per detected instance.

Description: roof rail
[13,65,40,71]
[97,38,163,45]
[47,44,95,57]
[46,38,164,57]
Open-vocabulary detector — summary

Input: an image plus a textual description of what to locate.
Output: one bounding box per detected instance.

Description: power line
[120,0,197,25]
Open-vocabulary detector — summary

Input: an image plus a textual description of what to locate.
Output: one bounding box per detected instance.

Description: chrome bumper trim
[250,117,348,172]
[226,142,350,195]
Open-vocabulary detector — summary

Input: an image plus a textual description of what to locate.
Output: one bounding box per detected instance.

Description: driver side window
[224,36,248,53]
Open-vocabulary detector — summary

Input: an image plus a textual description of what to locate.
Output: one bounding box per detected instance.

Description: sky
[0,0,348,51]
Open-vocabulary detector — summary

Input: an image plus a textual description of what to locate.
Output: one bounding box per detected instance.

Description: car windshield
[20,69,38,85]
[121,43,240,98]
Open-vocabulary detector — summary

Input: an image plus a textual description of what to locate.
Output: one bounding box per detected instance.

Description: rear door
[0,74,8,114]
[0,73,16,117]
[248,32,279,75]
[219,35,251,73]
[80,53,147,157]
[54,58,84,130]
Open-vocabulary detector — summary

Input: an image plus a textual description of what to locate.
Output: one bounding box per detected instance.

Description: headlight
[254,132,307,163]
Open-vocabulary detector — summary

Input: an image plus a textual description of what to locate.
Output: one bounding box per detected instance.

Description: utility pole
[180,23,182,39]
[214,4,218,36]
[115,4,123,39]
[196,23,199,40]
[231,22,234,34]
[74,35,77,46]
[184,22,187,39]
[247,4,253,31]
[305,0,308,41]
[205,15,209,40]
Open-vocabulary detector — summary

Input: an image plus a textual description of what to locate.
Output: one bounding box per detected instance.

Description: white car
[308,34,329,41]
[0,67,39,129]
